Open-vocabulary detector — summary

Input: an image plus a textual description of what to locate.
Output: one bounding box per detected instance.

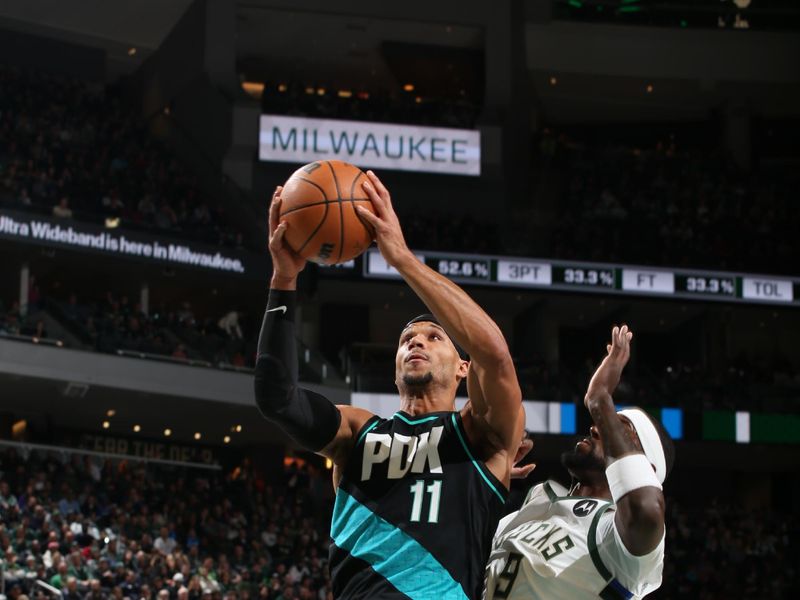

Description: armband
[606,453,662,504]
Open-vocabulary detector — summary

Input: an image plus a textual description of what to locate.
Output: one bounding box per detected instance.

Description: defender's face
[395,322,465,388]
[563,414,644,476]
[574,415,643,461]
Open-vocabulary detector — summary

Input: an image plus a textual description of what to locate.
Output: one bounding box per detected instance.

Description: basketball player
[255,170,525,599]
[484,325,674,599]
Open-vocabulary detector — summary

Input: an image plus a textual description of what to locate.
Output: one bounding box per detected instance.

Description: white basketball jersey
[484,481,664,600]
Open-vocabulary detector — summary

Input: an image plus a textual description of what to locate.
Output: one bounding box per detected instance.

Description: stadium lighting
[549,76,558,86]
[223,436,231,444]
[12,420,27,437]
[337,90,353,98]
[403,84,415,92]
[102,421,110,429]
[133,424,141,432]
[316,87,326,96]
[235,425,242,432]
[164,428,172,437]
[241,81,265,99]
[107,409,116,417]
[277,83,288,93]
[646,84,654,93]
[194,432,202,440]
[127,47,137,56]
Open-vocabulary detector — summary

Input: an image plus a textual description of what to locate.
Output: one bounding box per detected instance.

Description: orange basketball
[279,160,375,265]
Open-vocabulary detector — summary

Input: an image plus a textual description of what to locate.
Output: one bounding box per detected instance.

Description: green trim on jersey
[356,419,381,446]
[393,412,442,425]
[588,504,614,581]
[450,414,507,503]
[587,502,634,600]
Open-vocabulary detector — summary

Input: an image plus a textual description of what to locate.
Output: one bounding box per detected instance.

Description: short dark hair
[643,410,676,481]
[402,314,468,360]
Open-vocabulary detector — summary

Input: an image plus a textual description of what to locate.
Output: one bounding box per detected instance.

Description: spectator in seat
[218,310,243,340]
[155,526,177,556]
[52,196,73,219]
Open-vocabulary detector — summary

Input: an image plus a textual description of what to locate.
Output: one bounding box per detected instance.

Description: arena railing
[0,439,221,471]
[0,331,64,348]
[32,580,62,598]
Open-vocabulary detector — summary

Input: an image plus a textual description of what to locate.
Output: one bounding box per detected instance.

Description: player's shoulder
[594,507,665,594]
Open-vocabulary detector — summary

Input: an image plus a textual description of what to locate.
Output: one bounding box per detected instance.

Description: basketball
[279,160,375,265]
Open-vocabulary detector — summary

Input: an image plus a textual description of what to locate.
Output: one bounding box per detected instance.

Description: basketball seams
[348,170,375,241]
[325,161,346,263]
[297,202,329,254]
[287,176,330,254]
[279,198,371,217]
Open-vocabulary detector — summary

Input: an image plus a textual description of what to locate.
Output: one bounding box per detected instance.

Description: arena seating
[0,446,335,600]
[0,65,244,249]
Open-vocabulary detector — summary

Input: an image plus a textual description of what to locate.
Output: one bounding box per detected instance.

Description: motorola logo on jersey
[572,499,598,517]
[361,426,444,480]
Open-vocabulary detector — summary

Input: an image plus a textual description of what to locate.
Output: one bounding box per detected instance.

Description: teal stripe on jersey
[356,420,380,446]
[394,412,441,425]
[331,488,469,600]
[450,414,507,503]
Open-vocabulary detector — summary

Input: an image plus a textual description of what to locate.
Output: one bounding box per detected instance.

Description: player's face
[395,322,465,390]
[562,415,643,475]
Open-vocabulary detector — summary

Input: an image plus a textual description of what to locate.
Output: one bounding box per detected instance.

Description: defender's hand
[584,325,633,407]
[269,186,306,287]
[356,171,413,268]
[511,436,536,479]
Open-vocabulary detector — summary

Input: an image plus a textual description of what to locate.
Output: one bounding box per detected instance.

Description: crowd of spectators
[0,65,244,249]
[0,447,334,600]
[0,299,50,342]
[509,128,799,275]
[51,290,255,369]
[0,279,254,369]
[657,498,798,599]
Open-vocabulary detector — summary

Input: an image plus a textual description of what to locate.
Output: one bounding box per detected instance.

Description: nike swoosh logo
[266,305,287,314]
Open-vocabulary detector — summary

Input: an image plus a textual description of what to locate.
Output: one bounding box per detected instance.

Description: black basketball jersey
[329,410,508,600]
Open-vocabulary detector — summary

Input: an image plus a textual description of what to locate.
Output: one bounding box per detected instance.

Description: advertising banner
[0,209,269,279]
[259,114,481,176]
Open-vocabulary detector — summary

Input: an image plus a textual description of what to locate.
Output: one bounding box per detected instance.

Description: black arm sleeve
[253,289,341,452]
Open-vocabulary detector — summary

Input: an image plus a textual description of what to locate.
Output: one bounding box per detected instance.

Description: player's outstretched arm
[356,172,522,454]
[585,325,665,556]
[255,189,372,461]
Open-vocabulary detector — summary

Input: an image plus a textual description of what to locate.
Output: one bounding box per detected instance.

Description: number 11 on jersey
[409,480,442,523]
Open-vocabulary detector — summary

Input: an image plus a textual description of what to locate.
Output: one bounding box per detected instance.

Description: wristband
[606,453,662,504]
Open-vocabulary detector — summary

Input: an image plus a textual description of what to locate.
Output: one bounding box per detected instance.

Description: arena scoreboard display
[362,249,800,307]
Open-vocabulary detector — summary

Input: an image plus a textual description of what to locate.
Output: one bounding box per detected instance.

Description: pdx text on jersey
[361,426,444,480]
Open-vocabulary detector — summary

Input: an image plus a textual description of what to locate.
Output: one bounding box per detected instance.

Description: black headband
[403,314,469,360]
